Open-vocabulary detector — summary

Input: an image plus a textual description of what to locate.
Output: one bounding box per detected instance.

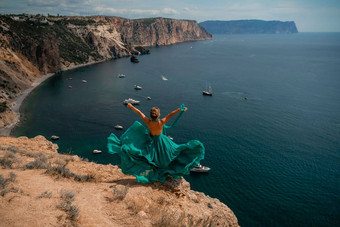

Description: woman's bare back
[127,103,187,136]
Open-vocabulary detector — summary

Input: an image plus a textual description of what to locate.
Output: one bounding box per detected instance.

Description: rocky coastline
[0,15,212,133]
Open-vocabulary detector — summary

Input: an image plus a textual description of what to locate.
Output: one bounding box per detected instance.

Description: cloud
[161,8,178,15]
[27,0,59,7]
[93,6,178,17]
[130,9,160,15]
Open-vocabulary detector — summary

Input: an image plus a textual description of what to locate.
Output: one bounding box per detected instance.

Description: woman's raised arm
[127,103,149,123]
[162,106,187,124]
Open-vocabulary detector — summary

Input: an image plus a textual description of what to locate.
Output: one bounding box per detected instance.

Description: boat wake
[221,91,248,99]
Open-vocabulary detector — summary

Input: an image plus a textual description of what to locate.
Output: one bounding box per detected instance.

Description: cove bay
[13,33,340,226]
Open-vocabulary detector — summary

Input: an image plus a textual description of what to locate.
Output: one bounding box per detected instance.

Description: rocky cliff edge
[0,135,238,226]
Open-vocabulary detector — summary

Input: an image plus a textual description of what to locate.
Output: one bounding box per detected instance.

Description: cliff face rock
[118,17,213,46]
[0,136,239,226]
[0,15,212,128]
[199,20,298,34]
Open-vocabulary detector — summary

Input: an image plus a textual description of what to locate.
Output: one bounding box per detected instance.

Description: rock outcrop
[199,20,298,34]
[0,15,212,129]
[0,136,239,226]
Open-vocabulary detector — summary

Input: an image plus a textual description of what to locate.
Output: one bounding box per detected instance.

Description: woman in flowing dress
[107,103,205,183]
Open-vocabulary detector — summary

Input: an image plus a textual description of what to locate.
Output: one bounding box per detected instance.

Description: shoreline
[0,60,106,136]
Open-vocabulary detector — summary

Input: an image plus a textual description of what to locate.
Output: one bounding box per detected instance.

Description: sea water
[13,33,340,226]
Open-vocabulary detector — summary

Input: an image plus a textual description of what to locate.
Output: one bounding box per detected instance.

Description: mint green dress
[107,120,205,183]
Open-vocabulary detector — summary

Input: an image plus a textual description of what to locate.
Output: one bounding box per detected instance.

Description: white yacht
[51,135,59,140]
[123,98,140,105]
[93,149,102,154]
[190,164,211,173]
[202,83,213,96]
[114,125,123,130]
[118,74,125,78]
[82,80,87,83]
[134,85,142,90]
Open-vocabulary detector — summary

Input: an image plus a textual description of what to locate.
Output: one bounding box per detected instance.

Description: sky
[1,0,340,32]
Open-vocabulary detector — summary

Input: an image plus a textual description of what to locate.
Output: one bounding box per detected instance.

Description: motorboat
[147,96,151,100]
[68,85,72,88]
[51,135,59,140]
[161,75,168,81]
[202,83,213,96]
[202,91,212,96]
[167,136,174,141]
[190,164,211,173]
[68,77,73,80]
[114,125,123,130]
[134,85,142,90]
[82,80,87,83]
[118,74,125,78]
[93,149,102,154]
[244,97,248,100]
[123,98,140,105]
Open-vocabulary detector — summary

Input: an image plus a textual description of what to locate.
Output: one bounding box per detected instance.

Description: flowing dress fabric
[107,121,205,183]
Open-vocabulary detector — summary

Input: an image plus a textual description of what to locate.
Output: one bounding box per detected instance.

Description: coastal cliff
[199,20,298,34]
[0,136,239,226]
[0,15,212,129]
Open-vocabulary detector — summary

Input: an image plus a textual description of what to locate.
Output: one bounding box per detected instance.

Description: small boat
[147,96,151,100]
[244,97,248,100]
[167,136,174,141]
[93,149,102,154]
[82,80,87,83]
[161,75,168,81]
[51,135,59,140]
[114,125,123,130]
[123,98,140,105]
[134,85,142,90]
[190,164,211,173]
[203,83,213,96]
[118,74,125,78]
[68,77,73,80]
[68,85,72,88]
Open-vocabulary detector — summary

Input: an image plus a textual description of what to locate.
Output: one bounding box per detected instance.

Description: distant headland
[199,20,298,34]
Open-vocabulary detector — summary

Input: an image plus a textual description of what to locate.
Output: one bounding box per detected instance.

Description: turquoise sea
[13,33,340,226]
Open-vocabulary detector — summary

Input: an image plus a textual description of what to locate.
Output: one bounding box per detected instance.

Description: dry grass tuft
[0,151,19,169]
[0,172,17,196]
[37,190,52,199]
[22,154,50,170]
[45,165,95,182]
[57,190,79,222]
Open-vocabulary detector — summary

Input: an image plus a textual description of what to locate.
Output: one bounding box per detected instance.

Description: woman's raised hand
[180,104,188,112]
